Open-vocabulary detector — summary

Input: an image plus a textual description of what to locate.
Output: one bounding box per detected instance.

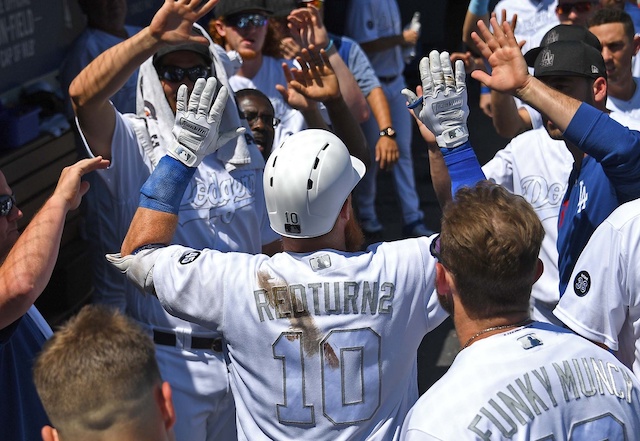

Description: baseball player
[554,198,640,378]
[69,1,279,439]
[108,52,479,439]
[399,183,640,441]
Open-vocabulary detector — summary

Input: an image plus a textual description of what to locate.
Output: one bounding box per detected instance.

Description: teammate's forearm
[462,10,489,54]
[325,95,370,168]
[516,77,581,133]
[326,50,369,123]
[491,91,532,138]
[366,87,393,130]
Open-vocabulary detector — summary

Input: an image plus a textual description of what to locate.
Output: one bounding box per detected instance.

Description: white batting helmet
[264,129,366,238]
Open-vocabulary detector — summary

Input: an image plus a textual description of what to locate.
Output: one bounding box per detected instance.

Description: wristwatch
[379,127,396,139]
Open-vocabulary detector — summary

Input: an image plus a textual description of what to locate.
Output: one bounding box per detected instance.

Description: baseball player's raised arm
[69,0,217,160]
[470,18,581,133]
[120,77,244,255]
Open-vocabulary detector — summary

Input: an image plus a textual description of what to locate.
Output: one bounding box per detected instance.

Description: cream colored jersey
[146,236,448,440]
[400,322,640,440]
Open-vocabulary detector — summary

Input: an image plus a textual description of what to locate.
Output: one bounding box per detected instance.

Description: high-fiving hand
[402,50,469,149]
[169,77,244,167]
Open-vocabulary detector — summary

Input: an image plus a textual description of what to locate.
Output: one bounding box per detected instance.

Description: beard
[437,291,454,315]
[345,215,365,252]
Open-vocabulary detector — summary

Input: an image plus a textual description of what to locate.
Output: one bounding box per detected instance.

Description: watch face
[380,127,396,138]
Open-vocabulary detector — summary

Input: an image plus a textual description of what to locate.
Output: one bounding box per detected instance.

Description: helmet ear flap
[263,129,365,239]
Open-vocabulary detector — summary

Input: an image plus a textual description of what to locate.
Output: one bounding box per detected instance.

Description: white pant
[155,340,236,441]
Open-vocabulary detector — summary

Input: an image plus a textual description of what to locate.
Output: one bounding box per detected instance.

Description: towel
[133,23,263,172]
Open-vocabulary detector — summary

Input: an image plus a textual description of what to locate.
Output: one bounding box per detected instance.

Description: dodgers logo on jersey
[573,270,591,297]
[179,250,201,265]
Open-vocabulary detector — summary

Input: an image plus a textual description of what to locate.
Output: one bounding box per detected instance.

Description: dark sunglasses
[298,0,324,8]
[226,13,268,29]
[555,1,595,15]
[239,110,280,128]
[158,65,211,83]
[0,193,16,217]
[429,234,442,262]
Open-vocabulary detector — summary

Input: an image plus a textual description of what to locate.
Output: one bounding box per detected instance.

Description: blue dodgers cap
[533,40,606,80]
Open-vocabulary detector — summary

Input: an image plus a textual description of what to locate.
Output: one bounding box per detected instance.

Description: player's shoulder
[601,199,640,232]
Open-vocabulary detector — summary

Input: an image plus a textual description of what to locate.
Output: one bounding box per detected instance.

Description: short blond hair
[33,305,161,436]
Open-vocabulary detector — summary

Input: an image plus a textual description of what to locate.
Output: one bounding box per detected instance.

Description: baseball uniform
[400,322,640,440]
[606,77,640,120]
[555,198,640,378]
[80,47,278,440]
[131,236,448,440]
[482,111,640,324]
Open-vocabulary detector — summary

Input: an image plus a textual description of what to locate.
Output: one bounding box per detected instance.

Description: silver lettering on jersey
[253,281,396,321]
[467,358,635,438]
[179,170,256,226]
[519,176,567,221]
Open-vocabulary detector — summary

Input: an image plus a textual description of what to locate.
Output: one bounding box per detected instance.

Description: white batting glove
[169,77,245,167]
[402,51,469,149]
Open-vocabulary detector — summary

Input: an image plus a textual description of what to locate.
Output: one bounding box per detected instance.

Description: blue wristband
[139,155,196,214]
[480,86,491,94]
[323,39,334,52]
[469,0,490,16]
[441,141,486,197]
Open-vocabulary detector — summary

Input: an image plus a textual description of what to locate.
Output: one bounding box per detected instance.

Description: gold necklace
[462,318,533,349]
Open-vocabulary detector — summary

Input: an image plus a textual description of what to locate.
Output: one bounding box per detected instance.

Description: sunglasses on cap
[225,13,268,29]
[555,1,596,15]
[0,194,16,217]
[158,65,211,83]
[239,110,280,128]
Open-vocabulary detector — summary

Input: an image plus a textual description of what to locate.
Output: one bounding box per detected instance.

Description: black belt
[378,75,399,83]
[153,330,222,352]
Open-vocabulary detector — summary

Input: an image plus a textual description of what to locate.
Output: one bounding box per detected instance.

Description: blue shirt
[558,103,640,295]
[0,313,50,441]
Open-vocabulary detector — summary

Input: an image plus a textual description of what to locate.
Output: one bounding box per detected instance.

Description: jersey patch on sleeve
[573,270,591,297]
[179,250,201,265]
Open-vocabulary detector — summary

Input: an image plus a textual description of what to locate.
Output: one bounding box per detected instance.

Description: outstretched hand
[170,77,244,167]
[149,0,217,46]
[53,157,110,211]
[402,50,469,149]
[470,17,531,96]
[277,46,340,108]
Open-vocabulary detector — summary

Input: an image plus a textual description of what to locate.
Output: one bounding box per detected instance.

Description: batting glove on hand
[169,77,245,167]
[402,50,469,149]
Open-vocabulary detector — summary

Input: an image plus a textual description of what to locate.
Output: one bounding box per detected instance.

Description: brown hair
[33,305,161,435]
[589,7,636,41]
[439,181,545,319]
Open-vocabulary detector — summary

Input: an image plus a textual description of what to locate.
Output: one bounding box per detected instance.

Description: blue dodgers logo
[573,270,591,297]
[179,250,201,265]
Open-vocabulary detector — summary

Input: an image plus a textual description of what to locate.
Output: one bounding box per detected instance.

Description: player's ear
[41,425,60,441]
[214,19,228,38]
[592,77,607,106]
[435,262,451,295]
[159,381,177,431]
[533,258,543,284]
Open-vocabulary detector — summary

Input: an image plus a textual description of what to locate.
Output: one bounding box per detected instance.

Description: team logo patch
[573,270,591,297]
[309,254,332,271]
[540,48,554,68]
[518,333,543,350]
[179,250,201,265]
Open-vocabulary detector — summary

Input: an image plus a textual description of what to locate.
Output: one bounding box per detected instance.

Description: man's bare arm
[0,157,109,329]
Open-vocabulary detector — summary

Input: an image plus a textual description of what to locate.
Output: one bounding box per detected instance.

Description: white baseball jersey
[606,78,640,120]
[554,198,640,379]
[144,237,448,440]
[493,0,559,56]
[483,113,640,323]
[400,322,640,440]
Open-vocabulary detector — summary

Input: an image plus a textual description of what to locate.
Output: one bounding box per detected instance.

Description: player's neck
[456,312,532,350]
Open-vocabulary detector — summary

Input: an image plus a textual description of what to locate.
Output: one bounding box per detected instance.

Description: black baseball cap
[532,40,606,80]
[214,0,273,18]
[153,27,212,68]
[265,0,297,17]
[524,24,602,66]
